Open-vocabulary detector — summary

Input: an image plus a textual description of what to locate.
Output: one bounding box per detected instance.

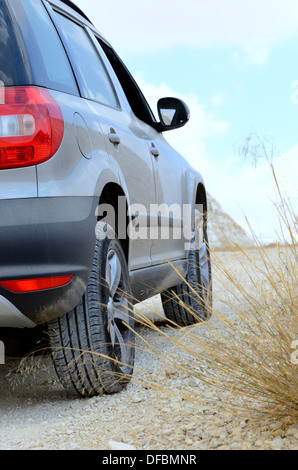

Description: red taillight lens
[0,276,73,293]
[0,86,64,170]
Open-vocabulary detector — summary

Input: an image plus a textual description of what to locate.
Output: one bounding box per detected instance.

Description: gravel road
[0,249,297,451]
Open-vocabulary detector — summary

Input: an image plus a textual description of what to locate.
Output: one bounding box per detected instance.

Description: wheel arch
[195,183,208,218]
[97,182,130,263]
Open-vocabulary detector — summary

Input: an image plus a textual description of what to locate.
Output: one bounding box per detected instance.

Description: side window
[55,13,119,109]
[97,38,157,128]
[19,0,77,94]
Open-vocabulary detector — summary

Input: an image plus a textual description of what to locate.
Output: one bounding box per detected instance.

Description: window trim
[95,37,160,130]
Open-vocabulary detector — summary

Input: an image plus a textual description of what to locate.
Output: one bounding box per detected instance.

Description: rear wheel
[161,211,212,326]
[48,223,135,397]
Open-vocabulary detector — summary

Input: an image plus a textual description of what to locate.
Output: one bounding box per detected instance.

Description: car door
[95,38,187,266]
[52,12,157,271]
[87,101,157,271]
[146,132,189,265]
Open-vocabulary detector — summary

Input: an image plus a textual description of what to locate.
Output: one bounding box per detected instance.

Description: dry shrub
[134,141,298,426]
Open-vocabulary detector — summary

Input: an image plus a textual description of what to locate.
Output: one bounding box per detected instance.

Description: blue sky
[76,0,298,243]
[123,40,298,154]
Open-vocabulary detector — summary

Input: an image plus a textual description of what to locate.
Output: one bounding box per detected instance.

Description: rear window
[18,0,78,95]
[0,0,30,86]
[55,13,119,108]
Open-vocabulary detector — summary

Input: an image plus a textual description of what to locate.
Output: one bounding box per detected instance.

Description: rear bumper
[0,295,36,328]
[0,197,98,326]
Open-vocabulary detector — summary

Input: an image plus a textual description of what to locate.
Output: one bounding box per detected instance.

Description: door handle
[108,129,121,145]
[150,143,159,158]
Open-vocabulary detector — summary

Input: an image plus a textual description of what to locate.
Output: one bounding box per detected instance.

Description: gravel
[0,248,297,451]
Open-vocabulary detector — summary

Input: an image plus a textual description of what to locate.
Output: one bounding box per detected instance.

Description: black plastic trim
[130,260,187,304]
[58,0,93,24]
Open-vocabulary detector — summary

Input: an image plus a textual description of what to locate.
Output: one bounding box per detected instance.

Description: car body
[0,0,211,395]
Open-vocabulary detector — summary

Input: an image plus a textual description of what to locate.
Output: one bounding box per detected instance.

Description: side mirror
[157,97,190,132]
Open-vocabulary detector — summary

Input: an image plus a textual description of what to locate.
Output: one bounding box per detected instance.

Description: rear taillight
[0,86,64,170]
[0,275,73,293]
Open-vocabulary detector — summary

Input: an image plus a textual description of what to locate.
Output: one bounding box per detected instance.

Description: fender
[185,165,206,220]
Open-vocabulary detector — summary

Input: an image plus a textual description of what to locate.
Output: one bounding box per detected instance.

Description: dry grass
[132,148,298,426]
[8,138,297,429]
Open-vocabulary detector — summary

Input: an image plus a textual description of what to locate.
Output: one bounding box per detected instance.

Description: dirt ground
[0,248,297,450]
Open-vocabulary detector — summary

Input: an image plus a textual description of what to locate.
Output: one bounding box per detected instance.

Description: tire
[48,222,135,397]
[161,211,212,326]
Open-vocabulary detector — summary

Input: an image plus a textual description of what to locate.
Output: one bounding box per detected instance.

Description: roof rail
[59,0,93,24]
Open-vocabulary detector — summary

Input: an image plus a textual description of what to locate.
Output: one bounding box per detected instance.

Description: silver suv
[0,0,212,396]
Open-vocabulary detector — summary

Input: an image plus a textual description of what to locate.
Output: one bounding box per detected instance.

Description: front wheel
[48,223,135,397]
[161,212,212,326]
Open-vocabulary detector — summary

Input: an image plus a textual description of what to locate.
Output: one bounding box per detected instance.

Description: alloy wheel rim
[105,249,132,374]
[198,226,210,302]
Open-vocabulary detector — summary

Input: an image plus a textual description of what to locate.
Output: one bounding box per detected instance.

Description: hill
[207,194,254,250]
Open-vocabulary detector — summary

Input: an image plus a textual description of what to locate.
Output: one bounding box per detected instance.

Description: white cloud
[136,77,229,164]
[244,47,270,66]
[201,141,298,243]
[77,0,298,53]
[211,92,227,108]
[207,153,297,244]
[232,46,270,67]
